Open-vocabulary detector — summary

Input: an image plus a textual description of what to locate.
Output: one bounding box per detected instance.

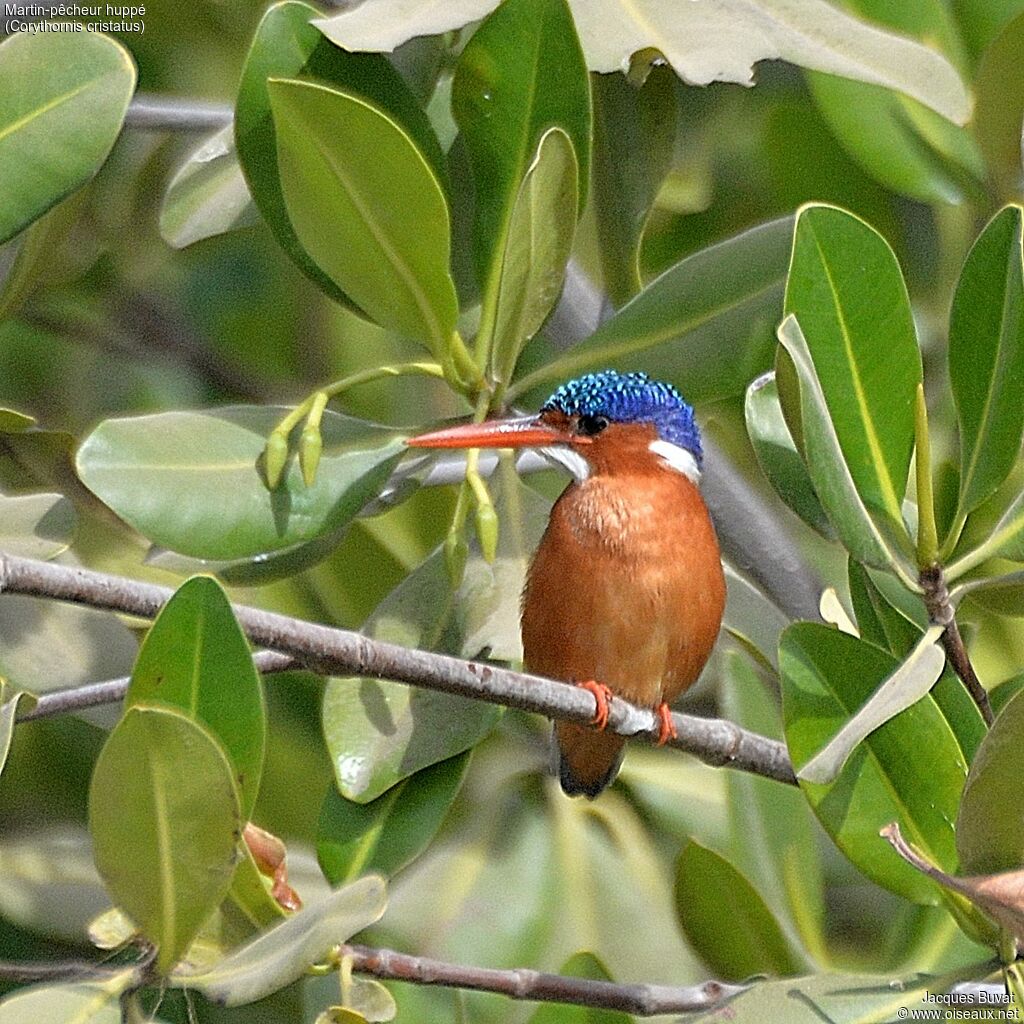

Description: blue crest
[542,371,702,464]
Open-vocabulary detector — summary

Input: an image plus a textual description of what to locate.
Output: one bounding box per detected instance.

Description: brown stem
[919,565,994,725]
[339,943,746,1016]
[0,552,796,786]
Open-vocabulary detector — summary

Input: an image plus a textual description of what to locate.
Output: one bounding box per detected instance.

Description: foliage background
[2,0,1024,1021]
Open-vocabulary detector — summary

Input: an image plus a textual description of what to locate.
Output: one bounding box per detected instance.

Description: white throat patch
[539,446,591,482]
[649,439,701,482]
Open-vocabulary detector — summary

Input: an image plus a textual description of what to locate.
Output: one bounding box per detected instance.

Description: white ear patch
[649,439,701,482]
[540,446,591,482]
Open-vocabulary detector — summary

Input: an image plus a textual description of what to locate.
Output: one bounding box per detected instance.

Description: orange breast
[521,468,725,795]
[522,469,725,703]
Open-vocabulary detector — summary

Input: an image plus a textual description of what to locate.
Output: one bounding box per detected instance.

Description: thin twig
[919,564,993,725]
[339,943,747,1016]
[0,553,796,785]
[124,94,233,132]
[16,651,298,723]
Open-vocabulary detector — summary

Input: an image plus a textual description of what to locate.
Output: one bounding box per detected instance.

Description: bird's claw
[577,679,614,730]
[655,702,677,746]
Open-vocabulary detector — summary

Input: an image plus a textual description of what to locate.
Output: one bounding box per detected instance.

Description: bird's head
[407,371,702,481]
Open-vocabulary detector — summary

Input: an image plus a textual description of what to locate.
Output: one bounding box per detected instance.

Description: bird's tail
[553,722,625,798]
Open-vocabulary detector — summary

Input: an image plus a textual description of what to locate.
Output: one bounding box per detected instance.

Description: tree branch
[339,943,747,1016]
[920,564,993,725]
[15,651,298,723]
[0,552,796,786]
[124,94,232,132]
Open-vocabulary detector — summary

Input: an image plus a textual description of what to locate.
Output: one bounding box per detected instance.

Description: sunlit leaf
[318,751,470,883]
[489,127,579,386]
[776,315,916,581]
[160,125,259,249]
[0,32,136,244]
[780,623,967,904]
[268,79,457,356]
[89,705,242,973]
[173,875,387,1006]
[0,976,135,1024]
[510,217,793,407]
[796,627,945,785]
[452,0,589,296]
[126,576,266,819]
[783,205,920,534]
[676,840,804,979]
[76,406,405,562]
[949,205,1024,519]
[315,0,970,124]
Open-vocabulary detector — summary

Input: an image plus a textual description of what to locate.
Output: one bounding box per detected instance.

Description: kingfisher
[408,371,726,797]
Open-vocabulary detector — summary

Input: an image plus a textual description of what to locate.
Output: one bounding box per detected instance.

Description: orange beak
[407,415,584,450]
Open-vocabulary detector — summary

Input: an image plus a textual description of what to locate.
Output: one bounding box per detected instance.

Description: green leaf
[0,684,36,781]
[675,841,803,979]
[0,420,75,493]
[847,560,986,764]
[848,558,919,656]
[744,372,831,536]
[126,576,266,820]
[721,653,824,964]
[173,875,387,1006]
[235,0,444,309]
[780,623,967,904]
[0,31,136,244]
[974,11,1024,197]
[721,567,790,673]
[489,127,579,387]
[0,576,137,711]
[592,66,675,308]
[323,465,547,801]
[528,952,632,1024]
[783,204,921,533]
[318,751,469,884]
[508,216,793,407]
[453,0,589,294]
[796,626,946,785]
[688,971,943,1024]
[88,705,242,973]
[0,977,135,1024]
[957,688,1024,875]
[949,205,1024,519]
[227,842,289,931]
[160,125,259,249]
[76,406,405,562]
[807,75,983,204]
[0,192,87,321]
[0,491,75,560]
[268,78,458,356]
[776,316,916,582]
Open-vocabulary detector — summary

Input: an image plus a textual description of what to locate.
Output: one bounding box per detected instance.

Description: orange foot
[655,702,677,746]
[577,679,614,730]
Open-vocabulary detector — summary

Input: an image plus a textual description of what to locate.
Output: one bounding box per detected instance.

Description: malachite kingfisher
[408,371,726,798]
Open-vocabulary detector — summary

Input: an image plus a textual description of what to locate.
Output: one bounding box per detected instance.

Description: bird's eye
[576,414,609,437]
